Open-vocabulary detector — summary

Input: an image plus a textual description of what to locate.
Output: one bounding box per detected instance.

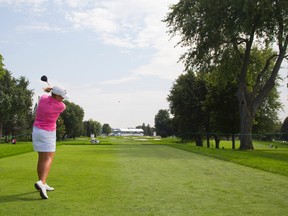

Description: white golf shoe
[34,180,48,199]
[35,182,55,191]
[45,183,55,191]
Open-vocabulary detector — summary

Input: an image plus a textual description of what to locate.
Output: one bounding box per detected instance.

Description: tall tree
[168,71,207,144]
[165,0,288,149]
[136,123,154,136]
[56,116,66,140]
[83,119,102,137]
[280,117,288,141]
[0,56,33,139]
[154,109,173,138]
[61,101,84,139]
[146,124,154,136]
[205,48,281,145]
[102,123,112,136]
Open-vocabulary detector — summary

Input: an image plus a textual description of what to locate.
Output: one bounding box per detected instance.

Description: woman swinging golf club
[32,77,69,199]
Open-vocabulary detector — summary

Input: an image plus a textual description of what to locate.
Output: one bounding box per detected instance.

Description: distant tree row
[136,123,154,136]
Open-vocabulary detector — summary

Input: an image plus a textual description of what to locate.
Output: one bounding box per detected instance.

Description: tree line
[153,0,288,150]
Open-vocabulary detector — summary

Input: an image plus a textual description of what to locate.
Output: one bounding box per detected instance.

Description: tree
[252,86,282,141]
[102,123,112,136]
[167,72,207,144]
[280,117,288,141]
[83,119,102,137]
[146,124,154,136]
[61,101,84,139]
[136,123,155,136]
[168,48,281,148]
[154,109,173,138]
[204,48,281,146]
[56,116,66,140]
[204,79,239,148]
[165,0,288,149]
[0,56,33,140]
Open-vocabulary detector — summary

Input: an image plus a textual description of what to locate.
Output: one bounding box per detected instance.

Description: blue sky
[0,0,287,128]
[0,0,186,128]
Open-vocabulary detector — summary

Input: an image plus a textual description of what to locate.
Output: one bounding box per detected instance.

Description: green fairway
[0,138,287,215]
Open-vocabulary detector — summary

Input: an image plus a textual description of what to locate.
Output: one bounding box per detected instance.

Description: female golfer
[32,86,69,199]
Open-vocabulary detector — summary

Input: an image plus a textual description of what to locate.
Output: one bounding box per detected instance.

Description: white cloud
[0,0,46,4]
[1,0,183,127]
[56,0,90,8]
[101,76,138,85]
[0,0,47,13]
[65,8,118,33]
[62,0,184,80]
[17,22,65,32]
[62,0,177,49]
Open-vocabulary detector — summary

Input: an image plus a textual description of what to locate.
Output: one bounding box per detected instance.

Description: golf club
[40,75,50,86]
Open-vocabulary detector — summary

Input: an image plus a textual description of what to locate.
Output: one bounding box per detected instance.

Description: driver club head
[41,75,48,82]
[40,75,50,86]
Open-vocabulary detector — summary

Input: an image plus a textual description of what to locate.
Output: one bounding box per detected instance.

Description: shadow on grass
[0,191,40,203]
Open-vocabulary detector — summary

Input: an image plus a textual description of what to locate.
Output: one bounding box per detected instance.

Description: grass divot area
[0,137,287,215]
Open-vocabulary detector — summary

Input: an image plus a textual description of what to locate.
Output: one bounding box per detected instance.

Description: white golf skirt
[32,127,56,152]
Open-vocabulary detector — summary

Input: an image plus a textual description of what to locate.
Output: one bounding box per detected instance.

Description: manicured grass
[154,138,288,177]
[0,142,33,158]
[0,137,287,215]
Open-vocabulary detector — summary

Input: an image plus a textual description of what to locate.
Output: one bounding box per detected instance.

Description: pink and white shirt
[33,95,66,131]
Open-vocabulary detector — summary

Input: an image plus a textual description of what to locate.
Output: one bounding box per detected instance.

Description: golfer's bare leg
[37,152,55,184]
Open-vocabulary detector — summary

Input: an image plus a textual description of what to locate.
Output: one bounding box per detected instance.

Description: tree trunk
[196,135,203,146]
[206,134,210,148]
[0,121,2,140]
[212,134,220,149]
[232,134,235,149]
[239,101,254,150]
[215,138,220,149]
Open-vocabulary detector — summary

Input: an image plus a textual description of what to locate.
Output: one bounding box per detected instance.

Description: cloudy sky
[0,0,187,128]
[0,0,287,129]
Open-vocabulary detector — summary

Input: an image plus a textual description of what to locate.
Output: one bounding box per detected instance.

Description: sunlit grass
[0,140,287,215]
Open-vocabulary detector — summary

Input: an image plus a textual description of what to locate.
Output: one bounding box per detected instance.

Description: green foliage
[164,1,288,149]
[165,0,288,70]
[280,117,288,141]
[204,77,239,135]
[56,116,66,140]
[154,109,173,137]
[0,65,33,139]
[168,71,207,141]
[136,123,154,136]
[83,119,102,137]
[62,101,84,139]
[102,123,112,135]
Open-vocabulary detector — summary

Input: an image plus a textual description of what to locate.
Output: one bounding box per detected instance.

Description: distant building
[112,128,144,136]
